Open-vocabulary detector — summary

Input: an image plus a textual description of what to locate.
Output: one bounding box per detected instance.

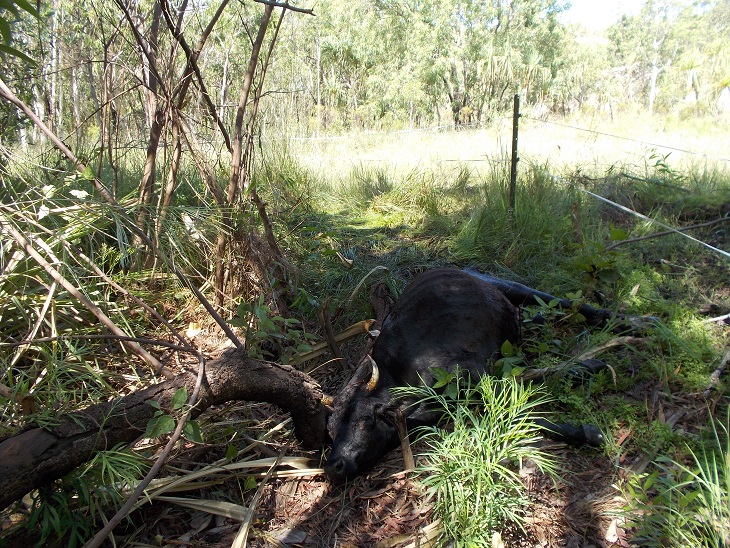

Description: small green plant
[571,240,621,297]
[146,387,203,443]
[228,295,317,364]
[624,410,730,547]
[24,445,149,547]
[398,374,559,544]
[495,339,529,377]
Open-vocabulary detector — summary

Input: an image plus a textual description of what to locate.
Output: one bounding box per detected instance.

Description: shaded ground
[1,328,726,547]
[1,207,727,547]
[129,384,721,547]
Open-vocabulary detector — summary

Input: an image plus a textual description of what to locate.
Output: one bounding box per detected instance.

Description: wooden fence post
[509,94,520,219]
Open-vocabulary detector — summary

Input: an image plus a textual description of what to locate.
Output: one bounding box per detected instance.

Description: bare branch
[160,0,232,152]
[112,0,170,99]
[0,215,169,376]
[86,354,206,548]
[254,0,315,15]
[0,77,243,349]
[3,335,195,355]
[703,347,730,398]
[605,216,730,251]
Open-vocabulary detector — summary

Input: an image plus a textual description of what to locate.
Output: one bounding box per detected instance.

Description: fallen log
[0,348,328,510]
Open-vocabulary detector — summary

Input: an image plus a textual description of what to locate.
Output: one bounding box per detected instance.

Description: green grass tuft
[397,375,560,544]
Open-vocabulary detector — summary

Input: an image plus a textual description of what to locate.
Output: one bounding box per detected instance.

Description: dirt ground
[125,258,730,547]
[108,356,721,548]
[2,330,725,548]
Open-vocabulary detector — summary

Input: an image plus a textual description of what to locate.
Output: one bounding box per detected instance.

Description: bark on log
[0,348,328,510]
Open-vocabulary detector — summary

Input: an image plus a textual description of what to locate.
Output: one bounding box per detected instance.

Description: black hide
[324,268,606,483]
[325,268,519,482]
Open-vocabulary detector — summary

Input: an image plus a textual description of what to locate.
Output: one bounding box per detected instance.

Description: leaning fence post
[509,94,520,220]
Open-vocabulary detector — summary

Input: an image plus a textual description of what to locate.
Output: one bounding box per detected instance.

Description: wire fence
[522,116,730,164]
[287,113,730,262]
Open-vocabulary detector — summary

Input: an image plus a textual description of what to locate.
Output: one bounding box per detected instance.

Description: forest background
[2,0,729,147]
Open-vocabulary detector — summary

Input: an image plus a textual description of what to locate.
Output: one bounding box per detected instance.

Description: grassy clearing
[274,117,729,310]
[286,113,730,180]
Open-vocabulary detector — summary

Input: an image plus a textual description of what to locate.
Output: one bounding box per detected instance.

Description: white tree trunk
[648,61,660,116]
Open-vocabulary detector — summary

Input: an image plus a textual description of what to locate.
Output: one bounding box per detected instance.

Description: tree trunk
[648,60,660,116]
[219,48,230,123]
[86,60,102,132]
[133,0,164,268]
[48,0,60,135]
[214,3,274,308]
[0,348,329,511]
[155,110,182,238]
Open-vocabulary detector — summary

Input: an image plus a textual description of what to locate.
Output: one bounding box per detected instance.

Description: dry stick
[179,119,225,206]
[254,0,314,14]
[520,337,647,382]
[242,7,298,283]
[10,279,57,367]
[604,216,730,252]
[320,297,344,363]
[703,313,730,324]
[0,76,242,349]
[397,408,415,473]
[16,207,195,353]
[233,450,286,547]
[703,347,730,398]
[161,0,232,152]
[111,0,170,99]
[85,353,206,548]
[3,334,196,354]
[214,3,274,306]
[0,216,169,376]
[155,0,233,237]
[300,319,374,368]
[76,249,194,351]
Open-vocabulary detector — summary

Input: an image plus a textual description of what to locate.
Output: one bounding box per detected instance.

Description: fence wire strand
[288,114,729,261]
[551,174,730,260]
[522,115,730,163]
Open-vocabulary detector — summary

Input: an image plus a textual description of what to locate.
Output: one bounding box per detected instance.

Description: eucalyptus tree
[376,0,569,126]
[0,9,40,144]
[278,0,411,131]
[607,0,686,115]
[669,0,730,114]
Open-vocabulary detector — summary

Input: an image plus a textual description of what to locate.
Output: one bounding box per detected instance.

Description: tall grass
[452,160,584,278]
[624,410,730,547]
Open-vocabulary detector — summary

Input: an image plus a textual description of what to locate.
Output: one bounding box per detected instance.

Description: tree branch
[0,214,169,376]
[160,0,232,152]
[0,349,328,511]
[703,347,730,398]
[86,350,207,547]
[604,217,730,252]
[0,77,242,349]
[253,0,315,15]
